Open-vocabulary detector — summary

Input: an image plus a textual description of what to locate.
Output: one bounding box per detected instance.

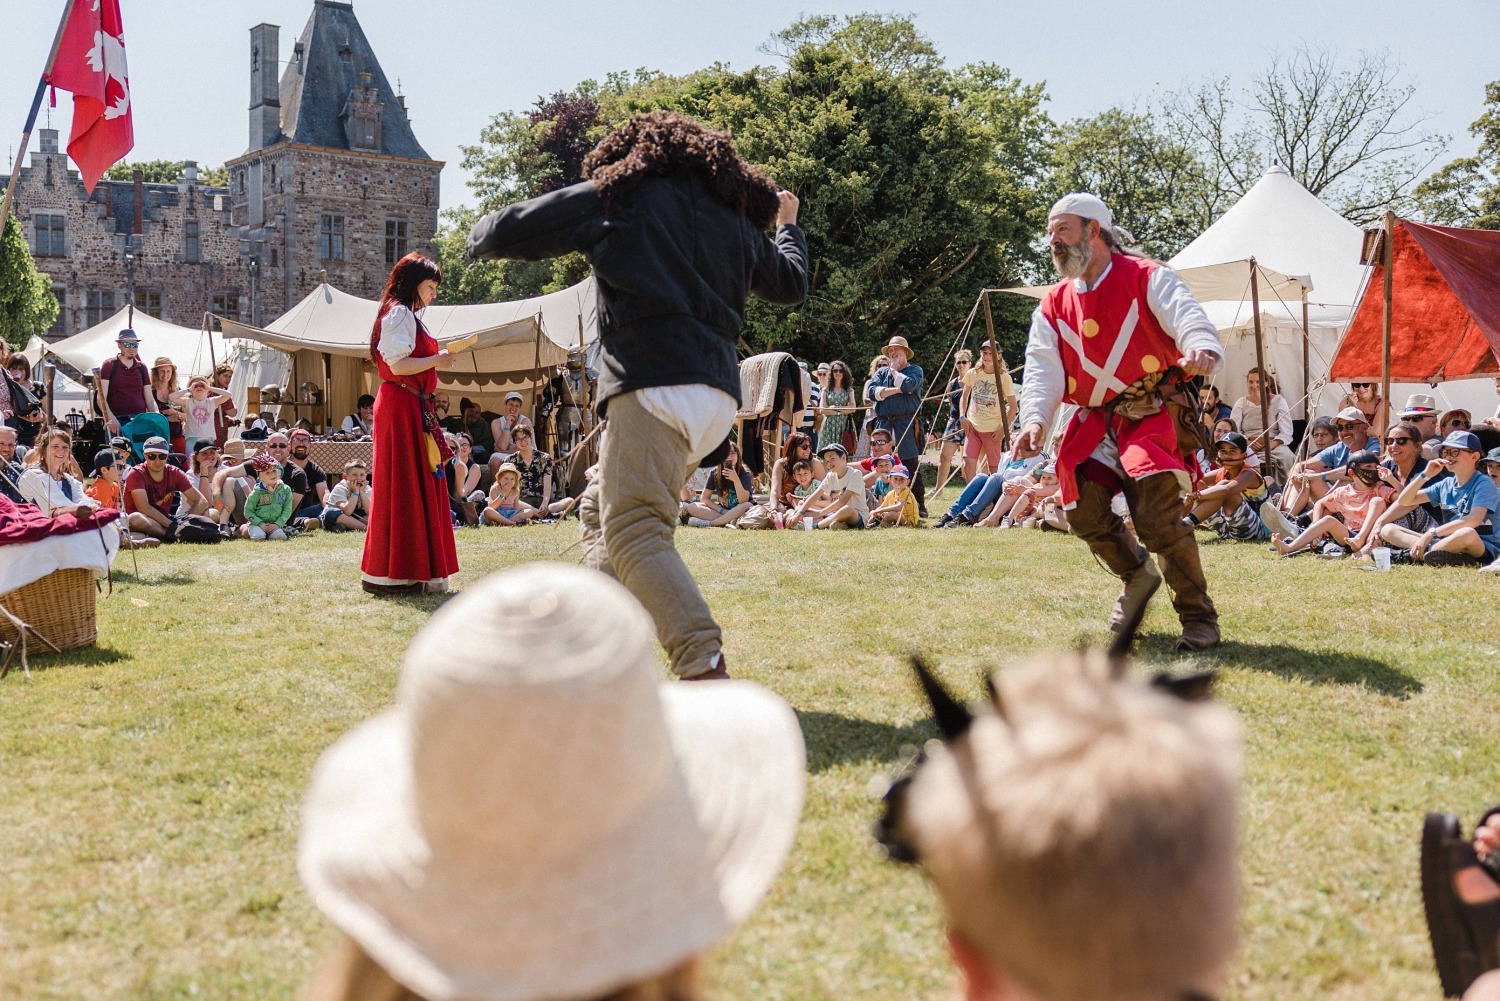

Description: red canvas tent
[1331,218,1500,382]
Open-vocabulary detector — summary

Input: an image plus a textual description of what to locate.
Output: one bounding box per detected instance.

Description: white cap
[1048,193,1113,230]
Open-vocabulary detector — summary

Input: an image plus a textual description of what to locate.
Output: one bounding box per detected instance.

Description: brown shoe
[361,580,422,597]
[1174,620,1221,651]
[1109,558,1162,631]
[681,653,730,681]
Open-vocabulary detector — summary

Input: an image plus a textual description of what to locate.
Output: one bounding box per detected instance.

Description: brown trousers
[1069,469,1218,628]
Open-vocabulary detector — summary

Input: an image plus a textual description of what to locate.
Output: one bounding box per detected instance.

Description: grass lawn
[2,518,1497,1000]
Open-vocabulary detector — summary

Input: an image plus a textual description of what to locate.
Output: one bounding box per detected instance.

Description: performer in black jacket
[467,111,808,680]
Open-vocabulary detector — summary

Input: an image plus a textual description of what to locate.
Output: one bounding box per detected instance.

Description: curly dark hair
[582,111,780,229]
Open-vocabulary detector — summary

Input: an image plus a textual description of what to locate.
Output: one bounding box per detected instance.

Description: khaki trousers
[579,393,722,677]
[1069,470,1218,629]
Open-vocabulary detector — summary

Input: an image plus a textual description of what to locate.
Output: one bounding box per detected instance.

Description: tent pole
[1381,210,1394,421]
[1248,260,1273,472]
[1300,290,1310,421]
[980,290,1009,455]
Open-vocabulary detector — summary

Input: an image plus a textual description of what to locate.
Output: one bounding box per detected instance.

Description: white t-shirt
[821,465,869,518]
[181,395,217,441]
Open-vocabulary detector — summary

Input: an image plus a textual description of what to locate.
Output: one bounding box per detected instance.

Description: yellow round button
[1082,319,1100,338]
[1140,354,1161,373]
[1067,376,1077,395]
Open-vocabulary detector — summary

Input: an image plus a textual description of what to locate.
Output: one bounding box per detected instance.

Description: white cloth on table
[0,525,120,596]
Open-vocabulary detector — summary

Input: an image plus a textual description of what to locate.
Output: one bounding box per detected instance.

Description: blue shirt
[1316,439,1381,469]
[1424,470,1500,535]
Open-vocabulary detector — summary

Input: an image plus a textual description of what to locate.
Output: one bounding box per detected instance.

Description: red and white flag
[47,0,134,193]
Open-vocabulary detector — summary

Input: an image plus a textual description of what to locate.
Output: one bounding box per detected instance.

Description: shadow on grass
[797,709,936,774]
[3,643,130,677]
[109,569,197,586]
[1139,634,1422,699]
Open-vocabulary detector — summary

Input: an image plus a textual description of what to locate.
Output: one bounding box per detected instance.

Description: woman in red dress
[361,254,460,596]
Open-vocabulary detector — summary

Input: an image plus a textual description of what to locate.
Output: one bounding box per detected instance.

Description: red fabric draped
[1332,218,1500,383]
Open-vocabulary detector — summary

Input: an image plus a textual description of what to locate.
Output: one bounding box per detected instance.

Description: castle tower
[226,0,443,322]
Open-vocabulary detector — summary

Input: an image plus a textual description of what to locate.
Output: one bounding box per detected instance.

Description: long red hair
[370,253,443,367]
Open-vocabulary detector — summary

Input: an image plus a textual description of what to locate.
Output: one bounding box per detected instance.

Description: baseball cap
[93,448,118,473]
[1214,432,1250,454]
[142,436,170,456]
[110,435,131,450]
[1334,406,1368,425]
[1480,447,1500,469]
[290,427,313,440]
[1439,430,1481,452]
[819,442,847,458]
[505,391,524,403]
[1344,449,1380,468]
[192,439,220,455]
[889,465,910,480]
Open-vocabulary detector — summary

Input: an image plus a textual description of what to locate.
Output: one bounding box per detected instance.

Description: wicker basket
[0,567,99,652]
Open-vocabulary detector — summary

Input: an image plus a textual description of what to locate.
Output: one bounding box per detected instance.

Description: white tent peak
[1170,165,1367,309]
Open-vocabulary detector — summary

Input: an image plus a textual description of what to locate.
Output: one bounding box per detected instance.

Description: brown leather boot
[1109,557,1162,631]
[1155,534,1220,650]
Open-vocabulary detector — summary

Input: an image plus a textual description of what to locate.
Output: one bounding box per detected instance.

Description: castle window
[349,114,378,151]
[319,214,345,260]
[85,290,115,328]
[184,219,201,262]
[133,290,163,319]
[384,219,408,265]
[34,212,66,256]
[49,286,67,335]
[210,292,241,321]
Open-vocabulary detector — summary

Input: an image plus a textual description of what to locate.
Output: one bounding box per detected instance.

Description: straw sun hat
[298,563,806,1001]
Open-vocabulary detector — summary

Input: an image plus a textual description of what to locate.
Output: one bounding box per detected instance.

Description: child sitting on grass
[869,453,896,507]
[244,456,292,540]
[321,459,372,533]
[483,463,534,526]
[870,464,920,527]
[1004,464,1060,529]
[1185,432,1271,542]
[86,448,161,550]
[1273,448,1390,556]
[779,460,823,529]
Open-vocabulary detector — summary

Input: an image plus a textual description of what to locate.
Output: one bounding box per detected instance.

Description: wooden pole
[0,0,78,227]
[1248,260,1273,472]
[1381,211,1395,420]
[980,290,1010,455]
[1300,291,1310,422]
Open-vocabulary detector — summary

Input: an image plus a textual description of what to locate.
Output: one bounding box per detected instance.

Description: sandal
[1421,810,1500,997]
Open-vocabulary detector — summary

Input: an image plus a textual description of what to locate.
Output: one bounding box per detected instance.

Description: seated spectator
[483,462,534,526]
[1277,406,1382,518]
[1199,383,1232,427]
[1185,432,1270,542]
[869,453,896,506]
[184,440,225,523]
[681,444,754,528]
[936,449,1046,528]
[769,431,825,517]
[341,394,375,436]
[778,459,824,529]
[871,464,920,527]
[286,428,329,529]
[859,426,897,487]
[811,443,868,530]
[509,425,555,511]
[1339,379,1389,433]
[1379,430,1500,567]
[1229,366,1296,482]
[886,637,1241,1001]
[1443,409,1475,438]
[1353,421,1442,556]
[1398,393,1442,454]
[491,391,532,459]
[1485,377,1500,432]
[447,433,486,506]
[85,449,155,550]
[18,428,94,517]
[0,425,26,504]
[1303,415,1338,456]
[1480,448,1500,574]
[168,375,233,453]
[244,456,293,541]
[124,436,209,541]
[295,564,803,1001]
[213,433,309,529]
[456,397,496,463]
[1272,449,1390,556]
[321,460,372,533]
[1004,464,1061,529]
[433,391,462,434]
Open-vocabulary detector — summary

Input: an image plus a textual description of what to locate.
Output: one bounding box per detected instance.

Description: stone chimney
[182,160,198,184]
[249,23,281,150]
[39,129,59,154]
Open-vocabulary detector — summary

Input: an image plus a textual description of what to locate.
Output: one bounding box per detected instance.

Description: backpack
[168,513,226,544]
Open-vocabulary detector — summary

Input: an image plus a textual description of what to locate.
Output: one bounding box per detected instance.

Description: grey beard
[1052,239,1092,280]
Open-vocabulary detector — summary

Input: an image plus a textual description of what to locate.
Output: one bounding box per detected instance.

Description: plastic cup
[1372,547,1392,571]
[803,517,815,531]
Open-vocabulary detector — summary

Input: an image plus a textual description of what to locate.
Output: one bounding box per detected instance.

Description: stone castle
[1,0,441,339]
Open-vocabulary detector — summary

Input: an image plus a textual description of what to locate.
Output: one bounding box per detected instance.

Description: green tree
[104,160,228,186]
[0,215,59,348]
[1048,108,1218,260]
[1413,81,1500,228]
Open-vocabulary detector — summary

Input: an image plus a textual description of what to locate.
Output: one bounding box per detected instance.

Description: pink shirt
[1320,482,1392,533]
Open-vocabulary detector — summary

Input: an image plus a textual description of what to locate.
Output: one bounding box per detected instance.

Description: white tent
[48,308,230,378]
[1165,164,1497,422]
[220,277,599,393]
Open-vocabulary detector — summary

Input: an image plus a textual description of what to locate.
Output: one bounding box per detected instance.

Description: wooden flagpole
[1380,211,1394,419]
[0,0,79,226]
[1248,260,1274,472]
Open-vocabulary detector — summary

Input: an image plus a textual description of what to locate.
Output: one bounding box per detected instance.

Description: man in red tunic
[1013,194,1224,650]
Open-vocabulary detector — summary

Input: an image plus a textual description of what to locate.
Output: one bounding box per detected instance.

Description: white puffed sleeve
[378,306,418,365]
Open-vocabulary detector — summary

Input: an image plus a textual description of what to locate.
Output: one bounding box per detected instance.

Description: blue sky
[2,0,1493,214]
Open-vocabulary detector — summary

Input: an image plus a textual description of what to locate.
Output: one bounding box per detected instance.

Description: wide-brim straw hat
[298,563,806,1001]
[883,335,913,358]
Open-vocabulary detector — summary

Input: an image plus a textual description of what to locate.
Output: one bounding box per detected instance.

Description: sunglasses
[119,343,139,349]
[1384,436,1413,446]
[1445,420,1471,429]
[145,453,168,460]
[1334,422,1363,431]
[1351,382,1373,389]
